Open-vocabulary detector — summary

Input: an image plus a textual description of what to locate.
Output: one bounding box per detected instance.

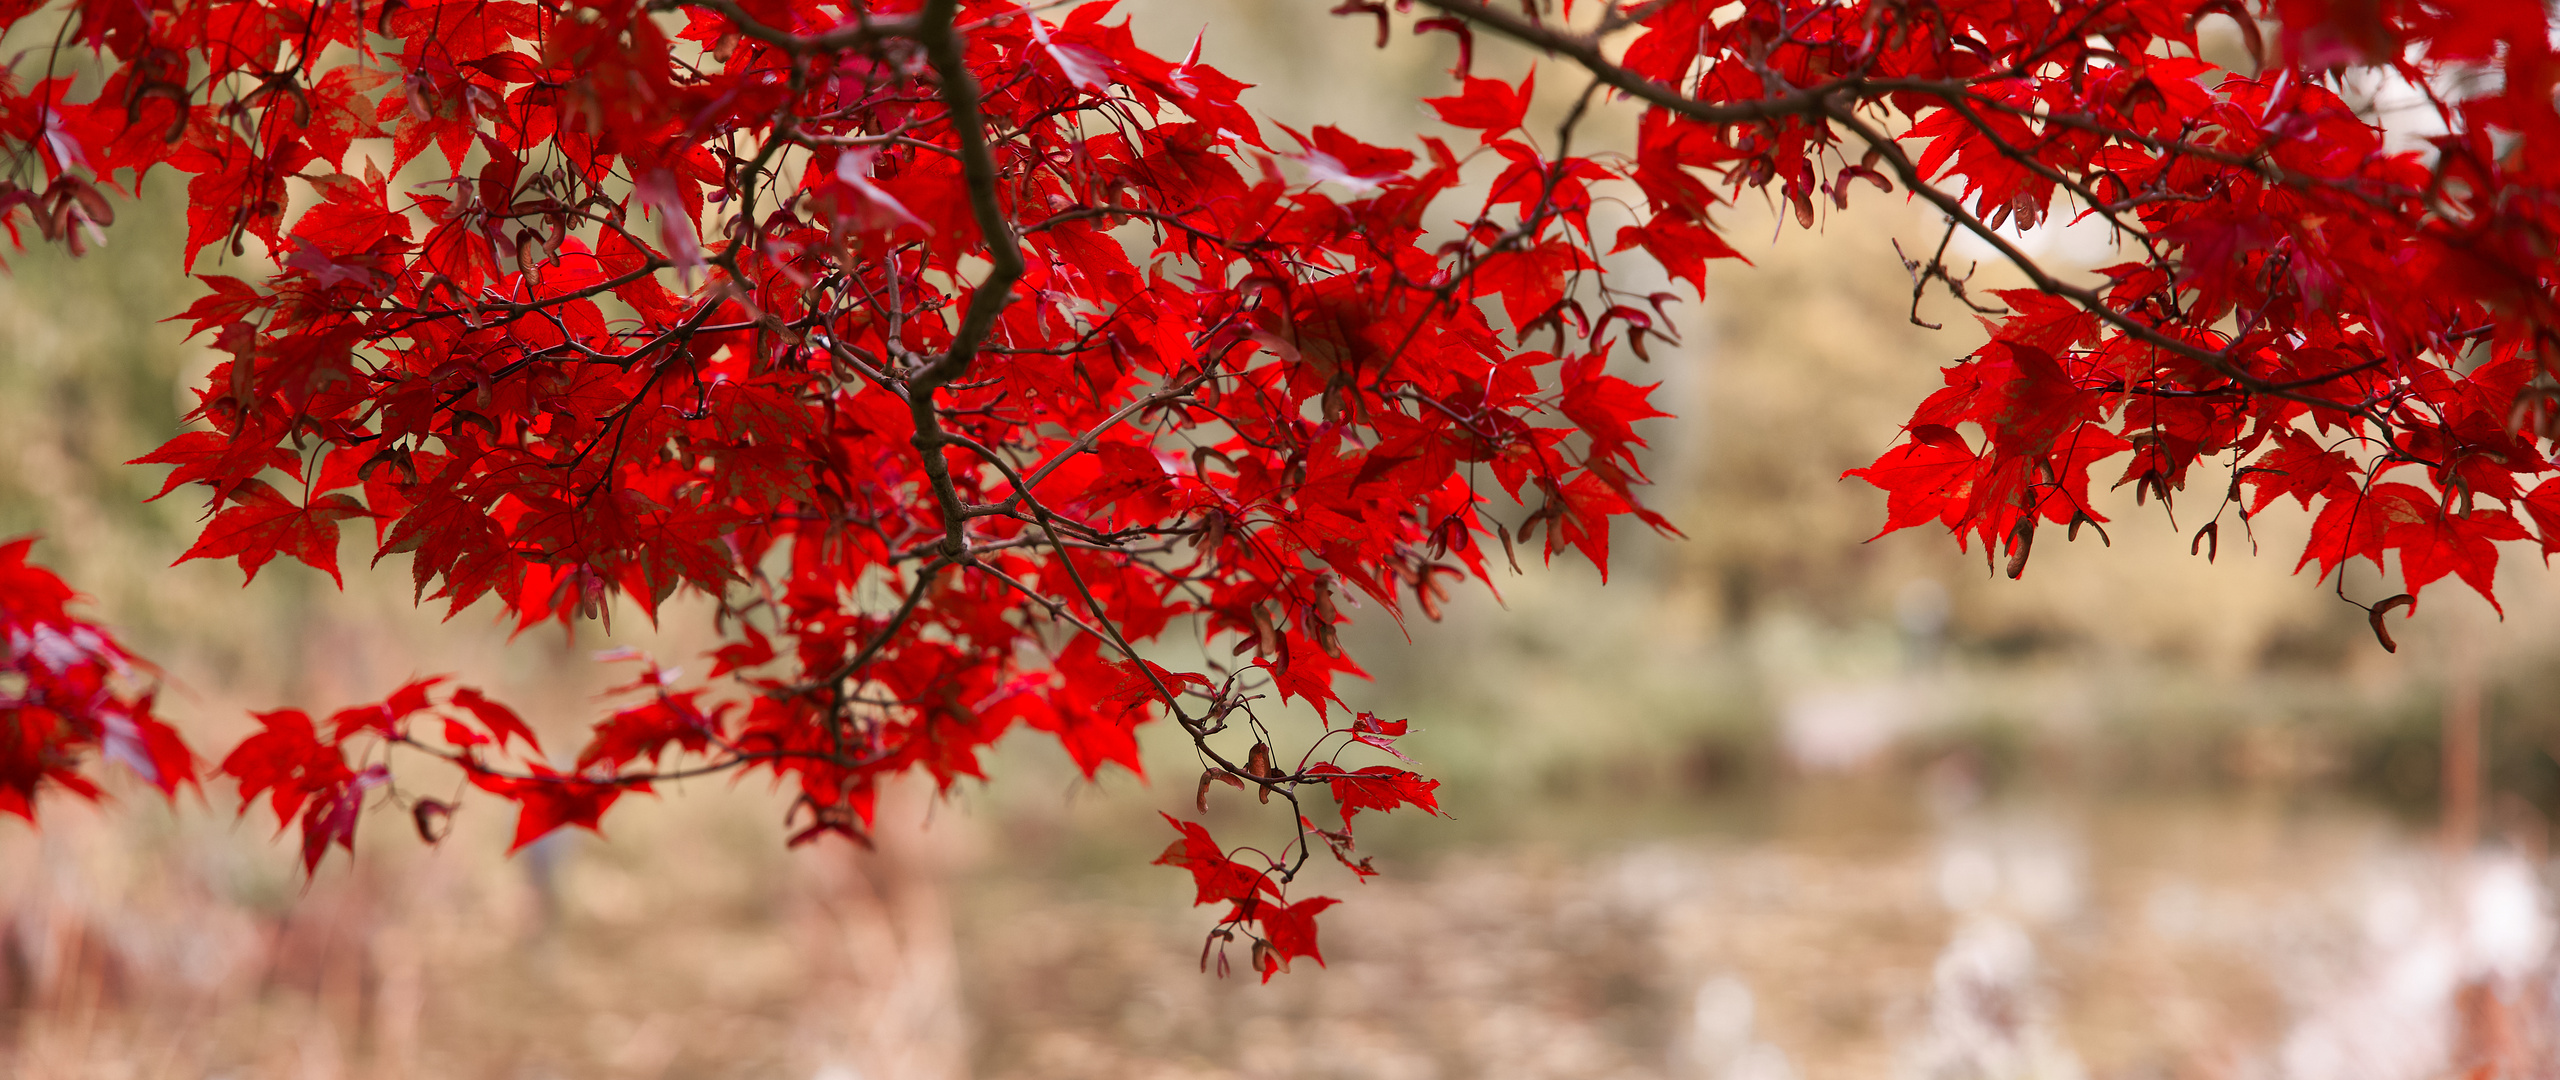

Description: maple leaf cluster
[222,671,592,872]
[1835,20,2560,632]
[0,0,2552,971]
[0,537,194,818]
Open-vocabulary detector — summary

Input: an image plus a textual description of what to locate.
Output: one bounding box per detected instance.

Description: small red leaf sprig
[222,674,550,872]
[217,658,778,870]
[1161,708,1439,981]
[0,537,197,819]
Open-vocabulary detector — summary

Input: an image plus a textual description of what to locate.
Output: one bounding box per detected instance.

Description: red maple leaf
[1424,71,1533,134]
[221,709,356,826]
[469,765,633,853]
[1305,762,1444,829]
[1846,426,1979,537]
[1153,814,1276,905]
[452,685,541,754]
[175,478,373,585]
[1253,895,1340,981]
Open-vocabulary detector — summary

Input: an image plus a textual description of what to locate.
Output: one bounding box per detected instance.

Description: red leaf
[1472,238,1595,331]
[2390,497,2527,611]
[184,158,288,270]
[129,430,297,503]
[1305,763,1444,829]
[1986,289,2099,355]
[1558,354,1670,470]
[2245,430,2362,514]
[295,66,394,171]
[1255,895,1340,981]
[1610,216,1743,298]
[297,764,387,874]
[452,686,541,754]
[1153,813,1277,905]
[220,708,355,827]
[291,168,411,258]
[577,691,718,770]
[1423,72,1533,134]
[0,538,198,815]
[171,276,272,338]
[470,765,630,853]
[175,478,373,586]
[1846,434,1980,537]
[441,717,489,747]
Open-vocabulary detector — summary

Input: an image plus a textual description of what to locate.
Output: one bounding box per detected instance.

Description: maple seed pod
[1249,604,1280,657]
[2004,520,2035,580]
[42,186,75,243]
[65,176,112,228]
[1197,768,1244,812]
[403,70,437,122]
[515,230,548,279]
[412,798,455,844]
[2191,521,2219,562]
[2369,594,2416,653]
[1417,568,1449,621]
[2008,191,2043,230]
[1246,742,1276,804]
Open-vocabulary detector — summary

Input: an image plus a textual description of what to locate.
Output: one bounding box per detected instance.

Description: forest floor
[3,769,2546,1080]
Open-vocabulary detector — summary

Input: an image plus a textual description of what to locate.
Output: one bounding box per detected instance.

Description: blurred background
[6,3,2558,1077]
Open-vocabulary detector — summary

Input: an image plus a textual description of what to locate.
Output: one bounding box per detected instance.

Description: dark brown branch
[901,0,1029,557]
